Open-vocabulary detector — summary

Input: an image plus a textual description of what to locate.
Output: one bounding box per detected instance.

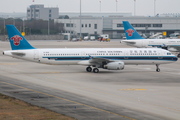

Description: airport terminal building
[27,4,59,20]
[54,12,180,39]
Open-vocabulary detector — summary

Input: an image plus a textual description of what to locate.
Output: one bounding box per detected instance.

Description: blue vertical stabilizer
[123,21,144,40]
[6,25,35,50]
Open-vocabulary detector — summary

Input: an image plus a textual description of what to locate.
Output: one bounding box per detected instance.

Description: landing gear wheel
[93,68,99,73]
[177,54,180,58]
[86,67,92,72]
[156,64,160,72]
[156,68,160,72]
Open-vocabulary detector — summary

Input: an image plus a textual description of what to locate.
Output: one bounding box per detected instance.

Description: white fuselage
[3,48,177,66]
[121,39,180,52]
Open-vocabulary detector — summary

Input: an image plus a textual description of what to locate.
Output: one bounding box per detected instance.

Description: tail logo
[126,29,135,37]
[11,35,23,46]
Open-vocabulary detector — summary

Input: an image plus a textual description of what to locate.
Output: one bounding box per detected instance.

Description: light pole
[134,0,136,16]
[100,1,102,12]
[70,19,71,40]
[80,0,81,40]
[23,19,25,32]
[48,19,49,35]
[116,0,118,12]
[154,0,156,16]
[13,18,15,26]
[4,18,5,40]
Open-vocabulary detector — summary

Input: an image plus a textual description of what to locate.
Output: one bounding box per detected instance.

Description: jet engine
[104,61,124,70]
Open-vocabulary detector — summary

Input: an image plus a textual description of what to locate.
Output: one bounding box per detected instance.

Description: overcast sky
[0,0,180,16]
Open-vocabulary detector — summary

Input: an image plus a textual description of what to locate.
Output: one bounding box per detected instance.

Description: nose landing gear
[177,54,180,58]
[156,64,160,72]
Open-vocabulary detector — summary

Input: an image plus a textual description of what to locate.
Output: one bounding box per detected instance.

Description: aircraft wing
[78,56,123,66]
[89,57,114,64]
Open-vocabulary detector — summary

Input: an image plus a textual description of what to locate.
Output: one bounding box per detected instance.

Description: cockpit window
[167,52,171,55]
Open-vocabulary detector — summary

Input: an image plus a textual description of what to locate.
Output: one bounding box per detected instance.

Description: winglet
[123,21,144,40]
[6,25,35,50]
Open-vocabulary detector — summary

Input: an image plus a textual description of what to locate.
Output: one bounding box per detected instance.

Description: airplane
[3,25,178,73]
[121,21,180,58]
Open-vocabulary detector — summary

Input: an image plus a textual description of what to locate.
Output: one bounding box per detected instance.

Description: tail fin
[6,25,35,50]
[123,21,144,40]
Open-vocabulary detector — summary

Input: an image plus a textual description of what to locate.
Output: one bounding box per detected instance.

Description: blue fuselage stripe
[42,56,177,61]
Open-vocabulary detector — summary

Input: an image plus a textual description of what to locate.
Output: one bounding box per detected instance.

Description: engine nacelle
[104,62,124,70]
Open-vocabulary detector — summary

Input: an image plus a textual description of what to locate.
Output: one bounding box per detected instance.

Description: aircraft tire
[93,68,99,73]
[156,68,160,72]
[86,67,92,72]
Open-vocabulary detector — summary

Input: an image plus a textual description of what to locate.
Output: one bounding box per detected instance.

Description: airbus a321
[121,21,180,57]
[3,25,178,73]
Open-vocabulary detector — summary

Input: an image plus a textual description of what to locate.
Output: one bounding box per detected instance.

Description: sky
[0,0,180,16]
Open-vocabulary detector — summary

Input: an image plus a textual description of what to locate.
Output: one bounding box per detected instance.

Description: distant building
[55,16,103,37]
[55,16,180,39]
[27,4,59,20]
[55,12,132,38]
[59,12,132,17]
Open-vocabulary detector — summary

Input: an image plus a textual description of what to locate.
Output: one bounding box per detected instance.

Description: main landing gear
[86,66,99,73]
[93,68,99,73]
[86,66,92,72]
[156,64,160,72]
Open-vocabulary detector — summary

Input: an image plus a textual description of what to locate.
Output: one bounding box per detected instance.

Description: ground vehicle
[71,38,79,41]
[99,34,110,42]
[84,36,89,40]
[90,36,95,40]
[170,33,180,39]
[99,37,110,42]
[100,34,109,39]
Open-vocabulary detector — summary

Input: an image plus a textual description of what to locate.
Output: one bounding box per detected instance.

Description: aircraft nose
[173,56,178,61]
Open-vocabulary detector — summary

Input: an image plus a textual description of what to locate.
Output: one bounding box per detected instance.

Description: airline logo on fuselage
[126,29,135,37]
[11,35,23,46]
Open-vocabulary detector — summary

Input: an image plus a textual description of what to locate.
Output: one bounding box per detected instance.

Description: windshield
[167,52,172,55]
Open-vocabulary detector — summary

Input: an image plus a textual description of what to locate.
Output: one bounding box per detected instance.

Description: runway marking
[119,88,147,91]
[0,63,18,65]
[0,81,136,120]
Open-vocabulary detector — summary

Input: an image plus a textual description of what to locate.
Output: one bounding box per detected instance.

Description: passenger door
[124,51,129,59]
[158,50,163,59]
[142,40,146,47]
[81,52,86,59]
[34,50,39,60]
